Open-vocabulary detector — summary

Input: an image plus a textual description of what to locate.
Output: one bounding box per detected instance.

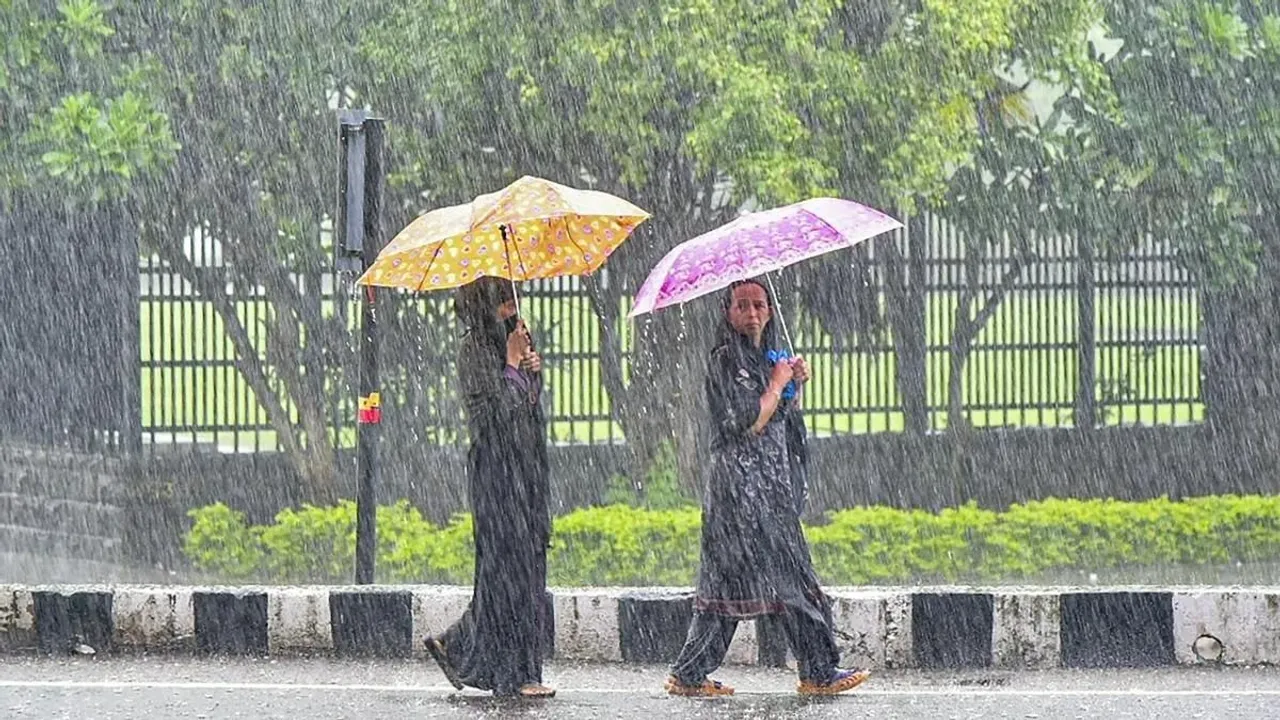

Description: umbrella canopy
[358,175,650,292]
[629,197,902,317]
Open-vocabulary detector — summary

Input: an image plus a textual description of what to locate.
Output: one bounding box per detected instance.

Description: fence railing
[137,213,1202,452]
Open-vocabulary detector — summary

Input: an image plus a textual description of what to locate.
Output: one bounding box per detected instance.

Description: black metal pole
[355,118,386,585]
[1075,232,1097,429]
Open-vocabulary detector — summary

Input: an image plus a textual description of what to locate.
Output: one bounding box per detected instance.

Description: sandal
[518,683,556,698]
[664,675,735,697]
[797,668,870,695]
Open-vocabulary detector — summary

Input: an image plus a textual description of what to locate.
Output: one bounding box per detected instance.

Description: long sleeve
[458,334,528,438]
[458,332,551,546]
[705,347,765,439]
[503,365,544,401]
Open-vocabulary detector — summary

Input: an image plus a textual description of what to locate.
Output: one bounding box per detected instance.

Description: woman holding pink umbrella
[664,278,869,697]
[630,198,902,697]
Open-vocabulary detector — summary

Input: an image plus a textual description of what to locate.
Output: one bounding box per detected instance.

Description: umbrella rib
[507,224,533,282]
[561,222,599,273]
[413,238,450,293]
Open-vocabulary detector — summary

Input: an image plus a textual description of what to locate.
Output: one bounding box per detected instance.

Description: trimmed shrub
[184,494,1280,585]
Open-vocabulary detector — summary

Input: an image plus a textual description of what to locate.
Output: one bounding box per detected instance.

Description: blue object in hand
[765,349,798,400]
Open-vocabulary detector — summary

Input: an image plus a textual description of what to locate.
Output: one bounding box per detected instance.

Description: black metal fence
[136,213,1202,452]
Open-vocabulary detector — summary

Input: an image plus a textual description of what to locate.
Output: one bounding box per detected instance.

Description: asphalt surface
[3,656,1279,719]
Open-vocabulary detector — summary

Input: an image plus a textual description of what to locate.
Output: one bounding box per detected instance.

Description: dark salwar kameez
[434,326,551,695]
[670,333,841,686]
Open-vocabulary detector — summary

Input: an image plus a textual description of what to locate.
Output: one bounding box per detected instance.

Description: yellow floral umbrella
[357,175,650,292]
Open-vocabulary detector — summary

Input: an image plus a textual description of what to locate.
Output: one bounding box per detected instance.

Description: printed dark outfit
[430,283,550,696]
[670,302,850,691]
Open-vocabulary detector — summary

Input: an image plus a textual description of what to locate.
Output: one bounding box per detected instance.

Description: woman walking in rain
[424,276,555,698]
[665,278,870,697]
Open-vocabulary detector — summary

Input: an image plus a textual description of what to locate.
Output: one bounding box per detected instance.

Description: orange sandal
[797,668,871,695]
[518,683,556,698]
[665,675,735,697]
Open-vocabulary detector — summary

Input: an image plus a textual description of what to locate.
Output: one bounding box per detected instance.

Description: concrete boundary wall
[0,443,124,568]
[2,585,1277,668]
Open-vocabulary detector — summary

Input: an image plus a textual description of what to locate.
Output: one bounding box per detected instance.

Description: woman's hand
[521,349,542,374]
[750,357,795,435]
[506,320,531,368]
[768,358,795,395]
[791,356,810,385]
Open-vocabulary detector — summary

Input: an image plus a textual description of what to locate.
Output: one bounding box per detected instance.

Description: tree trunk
[264,302,341,504]
[234,224,346,505]
[1202,215,1280,431]
[161,248,340,502]
[585,188,721,498]
[588,277,711,499]
[882,216,930,434]
[946,309,975,431]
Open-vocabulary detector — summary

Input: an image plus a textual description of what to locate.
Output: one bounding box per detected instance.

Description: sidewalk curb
[3,585,1277,668]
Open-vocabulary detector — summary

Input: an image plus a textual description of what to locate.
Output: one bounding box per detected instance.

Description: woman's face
[726,282,771,346]
[496,298,517,321]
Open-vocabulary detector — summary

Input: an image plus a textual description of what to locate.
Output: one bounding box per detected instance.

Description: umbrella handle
[765,273,795,355]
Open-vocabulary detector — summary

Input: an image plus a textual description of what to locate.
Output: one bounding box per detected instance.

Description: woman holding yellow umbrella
[359,175,648,698]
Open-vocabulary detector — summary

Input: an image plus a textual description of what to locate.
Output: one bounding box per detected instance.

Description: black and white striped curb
[2,586,1277,667]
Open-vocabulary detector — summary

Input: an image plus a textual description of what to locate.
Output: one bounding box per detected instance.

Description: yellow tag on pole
[358,392,382,424]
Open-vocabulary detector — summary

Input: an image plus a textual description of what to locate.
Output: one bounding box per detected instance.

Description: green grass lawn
[139,289,1203,450]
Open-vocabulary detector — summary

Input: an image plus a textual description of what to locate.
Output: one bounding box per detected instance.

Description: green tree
[1,0,178,448]
[1077,1,1278,280]
[112,1,369,499]
[363,0,1107,478]
[1,0,179,203]
[7,0,1113,498]
[1051,1,1280,424]
[938,82,1103,431]
[4,0,375,498]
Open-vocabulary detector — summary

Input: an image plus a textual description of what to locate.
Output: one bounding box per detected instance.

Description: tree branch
[965,253,1027,346]
[946,245,1029,429]
[157,244,306,460]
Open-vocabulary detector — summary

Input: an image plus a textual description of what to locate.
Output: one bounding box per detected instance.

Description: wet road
[3,656,1278,719]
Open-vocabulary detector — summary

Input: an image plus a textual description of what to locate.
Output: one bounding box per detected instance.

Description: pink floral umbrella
[629,197,903,347]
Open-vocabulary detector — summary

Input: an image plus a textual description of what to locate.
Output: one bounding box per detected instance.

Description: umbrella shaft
[765,273,795,353]
[499,223,535,351]
[500,223,523,310]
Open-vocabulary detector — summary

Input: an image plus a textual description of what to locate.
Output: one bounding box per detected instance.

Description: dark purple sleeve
[504,365,541,398]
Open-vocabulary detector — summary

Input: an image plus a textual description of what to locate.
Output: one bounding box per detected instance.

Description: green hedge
[183,494,1280,585]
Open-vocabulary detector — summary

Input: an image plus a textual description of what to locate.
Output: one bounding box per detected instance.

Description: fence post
[1075,233,1097,429]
